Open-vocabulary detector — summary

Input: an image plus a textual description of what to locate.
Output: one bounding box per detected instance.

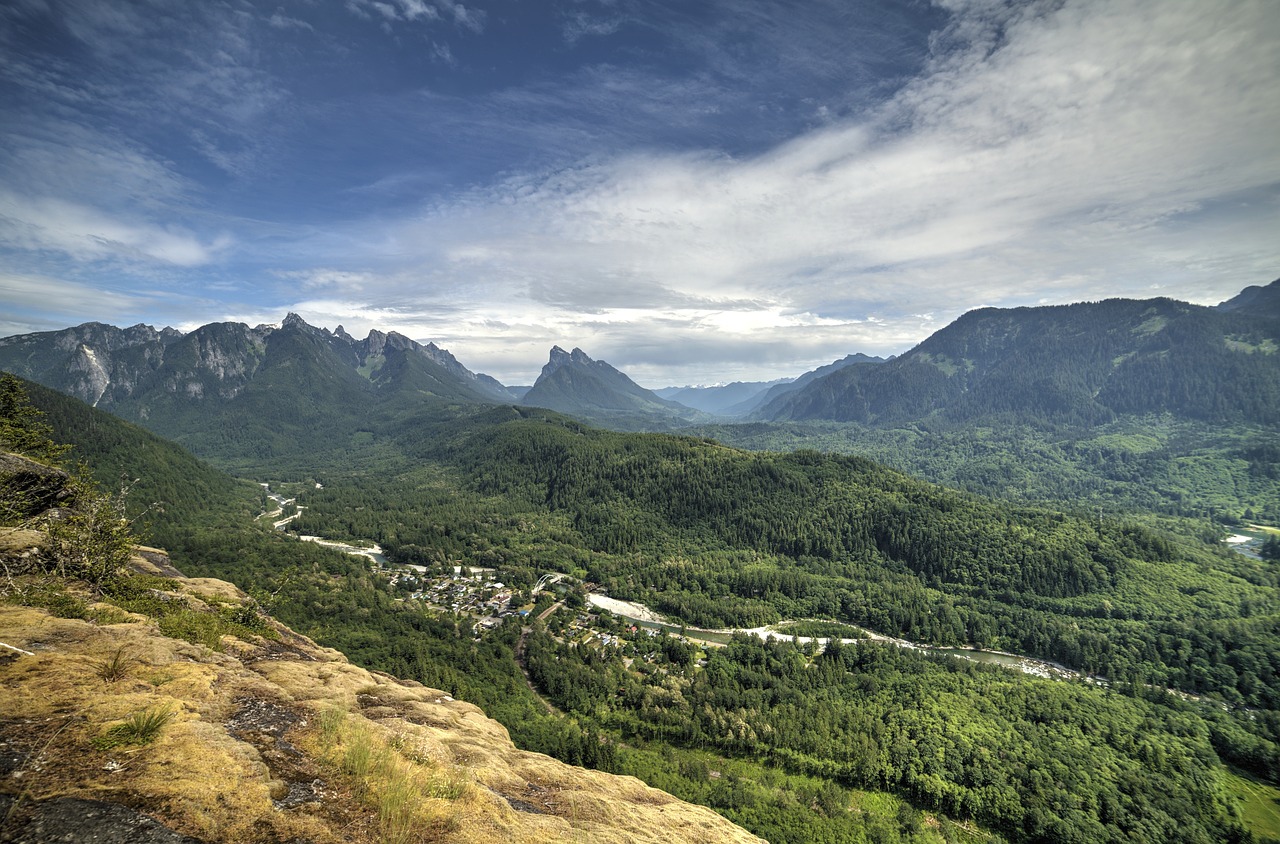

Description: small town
[377,562,694,660]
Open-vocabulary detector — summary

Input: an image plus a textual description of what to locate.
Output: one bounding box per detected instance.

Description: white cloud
[562,12,623,44]
[0,192,226,266]
[294,0,1278,382]
[267,11,313,31]
[345,0,485,28]
[0,271,151,337]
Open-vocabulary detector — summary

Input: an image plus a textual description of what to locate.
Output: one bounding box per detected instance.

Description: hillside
[1218,277,1280,320]
[759,297,1280,427]
[0,552,760,843]
[728,353,887,417]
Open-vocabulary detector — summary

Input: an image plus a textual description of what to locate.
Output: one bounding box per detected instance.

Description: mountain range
[1,279,1277,450]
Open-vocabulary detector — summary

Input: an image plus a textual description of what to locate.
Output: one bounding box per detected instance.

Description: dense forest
[690,417,1280,526]
[10,375,1280,843]
[285,409,1280,710]
[527,621,1256,843]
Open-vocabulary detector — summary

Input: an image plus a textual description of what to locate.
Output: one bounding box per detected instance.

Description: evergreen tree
[0,372,69,462]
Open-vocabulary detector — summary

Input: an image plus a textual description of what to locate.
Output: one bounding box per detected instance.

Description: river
[259,481,1084,683]
[588,594,1081,681]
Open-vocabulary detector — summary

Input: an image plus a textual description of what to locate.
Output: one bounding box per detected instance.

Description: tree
[0,374,137,589]
[0,373,69,463]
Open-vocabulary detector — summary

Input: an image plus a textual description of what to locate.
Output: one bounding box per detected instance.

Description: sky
[1,0,1278,387]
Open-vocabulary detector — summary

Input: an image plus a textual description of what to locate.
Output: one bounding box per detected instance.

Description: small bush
[158,609,225,650]
[2,581,88,619]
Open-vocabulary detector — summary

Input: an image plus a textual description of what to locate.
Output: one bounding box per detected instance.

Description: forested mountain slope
[760,297,1280,427]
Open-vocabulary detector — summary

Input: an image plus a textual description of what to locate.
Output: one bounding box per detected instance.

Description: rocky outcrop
[0,556,764,844]
[0,451,72,519]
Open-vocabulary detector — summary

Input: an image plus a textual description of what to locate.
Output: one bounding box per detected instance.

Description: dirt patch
[247,635,318,664]
[226,697,303,745]
[490,781,560,816]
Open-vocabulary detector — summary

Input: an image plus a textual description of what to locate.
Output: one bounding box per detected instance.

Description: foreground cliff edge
[0,517,763,842]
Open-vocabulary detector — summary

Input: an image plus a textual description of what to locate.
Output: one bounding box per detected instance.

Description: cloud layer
[1,0,1277,385]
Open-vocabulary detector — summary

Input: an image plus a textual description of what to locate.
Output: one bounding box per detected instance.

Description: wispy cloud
[344,0,483,30]
[0,271,151,337]
[278,0,1276,383]
[1,0,1276,387]
[0,192,227,266]
[562,12,624,44]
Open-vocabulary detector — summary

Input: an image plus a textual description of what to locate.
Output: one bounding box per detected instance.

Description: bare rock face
[66,344,112,406]
[0,795,207,844]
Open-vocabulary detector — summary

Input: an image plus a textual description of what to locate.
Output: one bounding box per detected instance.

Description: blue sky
[1,0,1278,386]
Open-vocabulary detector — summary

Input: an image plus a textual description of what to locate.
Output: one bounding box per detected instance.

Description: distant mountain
[735,353,887,417]
[0,314,518,469]
[1218,277,1280,320]
[521,347,710,429]
[760,296,1280,427]
[654,380,791,416]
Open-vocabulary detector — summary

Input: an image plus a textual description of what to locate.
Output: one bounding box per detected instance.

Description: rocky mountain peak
[281,312,310,330]
[541,345,574,377]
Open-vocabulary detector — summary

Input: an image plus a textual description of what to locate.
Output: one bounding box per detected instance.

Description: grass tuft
[96,646,134,682]
[92,705,175,750]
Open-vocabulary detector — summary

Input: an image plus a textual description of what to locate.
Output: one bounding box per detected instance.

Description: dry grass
[306,707,471,844]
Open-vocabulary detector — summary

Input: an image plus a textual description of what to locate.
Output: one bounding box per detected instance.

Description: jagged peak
[281,312,309,329]
[542,345,578,378]
[381,330,419,351]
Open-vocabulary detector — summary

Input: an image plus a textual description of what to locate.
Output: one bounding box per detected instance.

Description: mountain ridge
[757,296,1280,426]
[3,280,1278,441]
